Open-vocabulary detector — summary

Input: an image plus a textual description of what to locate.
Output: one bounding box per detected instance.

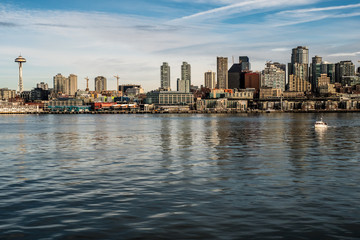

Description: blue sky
[1,0,360,91]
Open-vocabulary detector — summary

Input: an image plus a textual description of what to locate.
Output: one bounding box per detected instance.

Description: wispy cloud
[171,0,318,22]
[328,52,360,57]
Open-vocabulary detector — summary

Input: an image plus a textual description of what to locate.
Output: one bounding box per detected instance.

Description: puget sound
[1,113,360,239]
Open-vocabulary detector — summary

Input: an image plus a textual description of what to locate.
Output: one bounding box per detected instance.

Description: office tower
[288,46,310,92]
[68,74,78,96]
[311,56,322,90]
[95,76,107,92]
[217,57,228,89]
[204,71,216,89]
[15,55,26,93]
[321,62,336,83]
[181,62,191,92]
[239,56,250,71]
[335,61,356,84]
[262,62,286,91]
[161,62,171,91]
[228,64,241,89]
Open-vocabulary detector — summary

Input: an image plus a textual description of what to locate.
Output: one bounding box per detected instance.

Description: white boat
[315,118,328,128]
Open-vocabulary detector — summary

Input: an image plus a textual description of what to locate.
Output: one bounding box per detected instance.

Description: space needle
[15,55,26,93]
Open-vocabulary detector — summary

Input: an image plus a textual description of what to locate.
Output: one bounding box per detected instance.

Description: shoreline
[1,109,360,115]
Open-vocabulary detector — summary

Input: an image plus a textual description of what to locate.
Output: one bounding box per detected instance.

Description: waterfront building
[146,91,194,105]
[228,64,241,89]
[261,62,286,91]
[311,56,322,91]
[95,76,107,92]
[217,57,228,89]
[160,62,171,91]
[288,74,311,92]
[0,88,16,100]
[204,71,216,89]
[259,87,283,100]
[335,61,356,85]
[288,46,310,88]
[181,62,191,91]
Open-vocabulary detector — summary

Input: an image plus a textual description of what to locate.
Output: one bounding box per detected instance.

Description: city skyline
[0,0,360,91]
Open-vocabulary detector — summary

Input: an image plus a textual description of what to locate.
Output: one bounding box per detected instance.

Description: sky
[1,0,360,91]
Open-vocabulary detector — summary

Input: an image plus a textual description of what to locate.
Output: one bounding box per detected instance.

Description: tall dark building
[335,61,355,84]
[228,64,241,89]
[239,56,250,71]
[311,55,322,91]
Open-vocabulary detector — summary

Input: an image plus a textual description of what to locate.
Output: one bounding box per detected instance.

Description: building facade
[288,74,311,92]
[204,71,216,89]
[335,61,356,85]
[146,91,194,105]
[95,76,107,92]
[160,62,171,91]
[311,55,322,91]
[239,56,250,71]
[288,46,309,88]
[261,62,286,91]
[217,57,228,89]
[53,74,78,96]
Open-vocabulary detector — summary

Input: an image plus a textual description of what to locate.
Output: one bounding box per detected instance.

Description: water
[1,113,360,239]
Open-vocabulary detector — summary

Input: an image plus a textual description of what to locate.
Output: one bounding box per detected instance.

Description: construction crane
[114,75,120,92]
[85,77,89,91]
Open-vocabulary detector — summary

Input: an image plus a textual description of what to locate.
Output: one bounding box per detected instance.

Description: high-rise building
[53,74,78,96]
[311,55,322,91]
[161,62,171,91]
[180,62,191,92]
[217,57,228,89]
[262,62,286,91]
[53,73,68,95]
[68,74,78,96]
[335,61,356,84]
[177,78,188,92]
[228,64,241,89]
[288,46,309,89]
[321,62,336,83]
[204,71,216,89]
[95,76,107,92]
[239,56,250,71]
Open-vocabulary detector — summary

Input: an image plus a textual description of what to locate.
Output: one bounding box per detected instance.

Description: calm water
[1,113,360,239]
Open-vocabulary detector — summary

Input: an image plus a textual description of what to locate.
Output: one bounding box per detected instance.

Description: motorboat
[315,118,328,128]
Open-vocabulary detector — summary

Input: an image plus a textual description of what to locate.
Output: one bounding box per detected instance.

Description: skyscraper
[228,64,241,89]
[181,62,191,92]
[321,61,336,83]
[204,71,216,89]
[217,57,228,89]
[95,76,107,92]
[161,62,171,91]
[68,74,78,96]
[288,46,310,92]
[335,61,356,84]
[53,73,67,95]
[311,55,322,91]
[239,56,250,71]
[53,73,78,96]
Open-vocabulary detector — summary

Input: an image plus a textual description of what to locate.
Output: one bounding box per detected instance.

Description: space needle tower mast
[15,55,26,93]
